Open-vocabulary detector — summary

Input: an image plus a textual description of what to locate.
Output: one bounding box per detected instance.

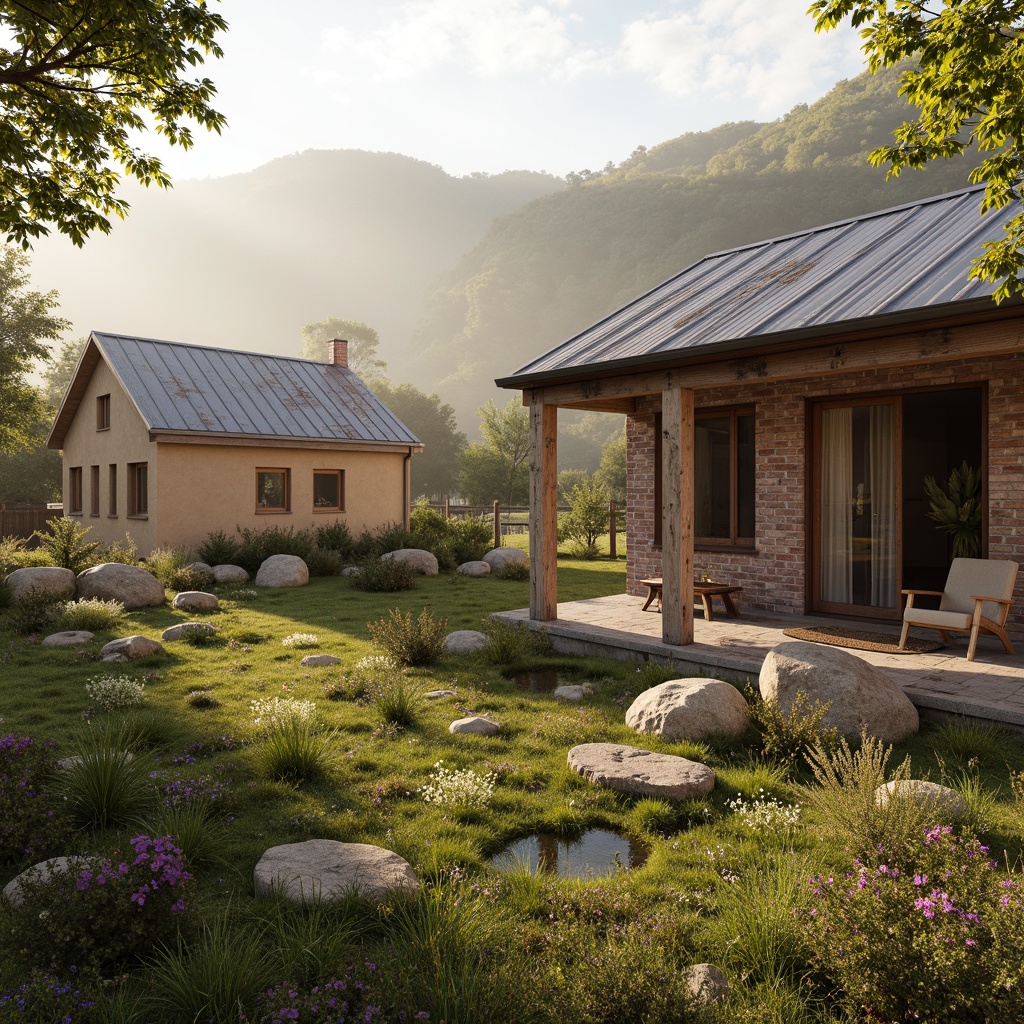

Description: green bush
[480,617,551,663]
[0,534,27,577]
[55,597,125,632]
[94,533,139,565]
[352,521,415,559]
[167,564,214,592]
[368,607,448,666]
[32,517,99,573]
[197,529,241,566]
[350,556,416,592]
[372,677,420,727]
[314,520,355,558]
[146,546,194,586]
[745,685,838,768]
[558,477,611,552]
[5,590,64,634]
[305,547,343,577]
[409,506,492,571]
[494,558,530,580]
[235,525,314,573]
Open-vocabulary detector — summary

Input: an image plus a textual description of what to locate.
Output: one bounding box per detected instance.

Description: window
[256,468,290,512]
[90,465,100,516]
[68,467,83,514]
[108,464,117,517]
[313,470,344,511]
[128,462,148,517]
[96,394,110,430]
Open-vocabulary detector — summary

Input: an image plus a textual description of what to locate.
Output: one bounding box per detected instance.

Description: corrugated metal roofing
[92,333,420,445]
[498,186,1010,386]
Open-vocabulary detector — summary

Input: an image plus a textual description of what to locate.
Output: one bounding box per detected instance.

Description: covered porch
[494,594,1024,731]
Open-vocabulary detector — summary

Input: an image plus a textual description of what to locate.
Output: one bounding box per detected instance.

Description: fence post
[493,500,501,549]
[609,499,617,560]
[443,499,450,520]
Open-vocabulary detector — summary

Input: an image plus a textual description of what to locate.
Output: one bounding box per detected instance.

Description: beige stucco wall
[154,442,410,550]
[59,358,158,552]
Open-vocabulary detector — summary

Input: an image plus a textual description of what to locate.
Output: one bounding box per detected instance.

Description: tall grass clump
[55,597,125,632]
[94,533,139,565]
[372,677,420,727]
[480,617,550,663]
[145,546,193,586]
[368,607,447,666]
[252,718,337,784]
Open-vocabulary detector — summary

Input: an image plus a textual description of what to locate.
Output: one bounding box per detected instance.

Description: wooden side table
[639,578,742,622]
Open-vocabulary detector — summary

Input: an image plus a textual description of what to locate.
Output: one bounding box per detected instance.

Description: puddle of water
[506,669,563,693]
[491,829,649,878]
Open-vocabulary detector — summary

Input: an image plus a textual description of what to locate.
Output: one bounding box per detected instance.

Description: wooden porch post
[528,392,558,621]
[661,384,694,645]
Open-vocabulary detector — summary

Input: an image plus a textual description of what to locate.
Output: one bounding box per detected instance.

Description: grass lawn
[2,557,1024,1023]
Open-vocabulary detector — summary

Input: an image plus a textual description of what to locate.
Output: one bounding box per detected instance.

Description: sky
[156,0,869,182]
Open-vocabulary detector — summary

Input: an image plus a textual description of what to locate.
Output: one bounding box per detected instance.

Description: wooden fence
[0,503,62,541]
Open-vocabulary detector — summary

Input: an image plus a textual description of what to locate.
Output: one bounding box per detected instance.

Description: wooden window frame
[89,465,100,517]
[108,464,117,517]
[127,462,148,518]
[695,406,756,550]
[96,394,110,431]
[256,468,290,513]
[68,466,83,515]
[312,470,345,512]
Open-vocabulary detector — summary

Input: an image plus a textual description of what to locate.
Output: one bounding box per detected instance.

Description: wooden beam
[661,384,694,646]
[522,318,1024,406]
[528,395,558,621]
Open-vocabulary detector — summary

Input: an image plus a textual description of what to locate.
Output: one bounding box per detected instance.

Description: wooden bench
[639,578,742,622]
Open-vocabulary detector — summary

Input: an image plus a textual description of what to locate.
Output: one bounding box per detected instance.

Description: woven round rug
[782,626,943,655]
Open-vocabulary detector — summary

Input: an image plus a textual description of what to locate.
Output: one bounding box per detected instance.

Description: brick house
[47,334,422,553]
[496,187,1024,647]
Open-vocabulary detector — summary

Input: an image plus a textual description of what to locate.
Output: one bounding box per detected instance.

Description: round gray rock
[456,560,491,577]
[425,689,457,700]
[568,742,715,800]
[255,554,309,588]
[171,590,219,612]
[683,964,731,1007]
[449,716,500,736]
[443,629,488,655]
[161,622,216,642]
[875,780,968,819]
[483,547,528,570]
[100,635,164,659]
[211,564,249,584]
[5,566,76,603]
[340,565,362,577]
[77,563,165,609]
[301,654,342,667]
[3,856,95,907]
[759,641,919,743]
[626,678,749,741]
[554,684,593,702]
[42,630,94,647]
[381,548,438,575]
[253,839,419,902]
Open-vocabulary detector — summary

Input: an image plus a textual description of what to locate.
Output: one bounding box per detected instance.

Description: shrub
[353,521,415,559]
[55,597,125,632]
[32,517,100,573]
[235,525,314,573]
[85,674,146,712]
[253,719,337,783]
[558,477,611,551]
[5,590,64,633]
[167,565,214,592]
[145,546,193,586]
[494,558,530,581]
[4,834,192,976]
[197,529,241,566]
[807,827,1024,1022]
[0,534,27,577]
[305,547,343,577]
[368,607,448,666]
[746,685,838,768]
[409,504,492,571]
[0,970,102,1023]
[480,617,551,663]
[94,533,139,565]
[0,734,75,866]
[314,520,355,558]
[350,555,417,592]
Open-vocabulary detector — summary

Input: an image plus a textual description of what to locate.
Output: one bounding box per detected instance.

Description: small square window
[256,469,290,512]
[128,462,148,517]
[313,470,344,511]
[96,394,110,430]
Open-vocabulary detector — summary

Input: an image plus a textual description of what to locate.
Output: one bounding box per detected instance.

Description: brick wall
[625,349,1024,637]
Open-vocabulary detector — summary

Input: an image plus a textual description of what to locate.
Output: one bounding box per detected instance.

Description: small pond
[505,669,564,693]
[491,830,650,878]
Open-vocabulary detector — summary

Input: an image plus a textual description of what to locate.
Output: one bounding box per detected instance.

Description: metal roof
[54,333,420,447]
[497,186,1012,388]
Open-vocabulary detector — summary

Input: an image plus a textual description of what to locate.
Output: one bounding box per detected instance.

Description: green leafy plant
[746,685,838,768]
[95,533,139,565]
[305,547,343,577]
[145,546,194,586]
[32,517,100,573]
[5,590,64,633]
[494,558,531,581]
[196,529,240,566]
[480,617,550,663]
[368,607,448,666]
[314,520,355,557]
[923,461,982,559]
[349,555,417,592]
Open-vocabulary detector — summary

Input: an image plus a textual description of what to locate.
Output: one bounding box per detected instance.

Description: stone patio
[494,593,1024,732]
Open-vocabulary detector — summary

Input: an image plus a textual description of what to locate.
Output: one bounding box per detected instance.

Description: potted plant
[922,461,982,559]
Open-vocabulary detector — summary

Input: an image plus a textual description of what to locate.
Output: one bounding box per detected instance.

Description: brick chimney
[327,338,349,367]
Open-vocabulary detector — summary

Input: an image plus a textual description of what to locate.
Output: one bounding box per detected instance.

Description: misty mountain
[412,66,985,427]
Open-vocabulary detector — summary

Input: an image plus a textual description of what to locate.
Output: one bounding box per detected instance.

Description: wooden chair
[899,558,1019,662]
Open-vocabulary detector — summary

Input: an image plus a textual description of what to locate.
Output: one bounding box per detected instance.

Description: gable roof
[48,333,421,450]
[496,186,1018,389]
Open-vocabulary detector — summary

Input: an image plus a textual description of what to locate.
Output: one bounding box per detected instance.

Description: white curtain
[821,407,853,603]
[869,405,896,607]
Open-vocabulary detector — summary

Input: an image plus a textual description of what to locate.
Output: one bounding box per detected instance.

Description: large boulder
[483,547,528,570]
[626,678,749,741]
[100,635,164,660]
[3,856,95,907]
[875,780,968,820]
[253,840,419,903]
[171,591,219,612]
[76,563,165,609]
[568,743,715,800]
[5,566,76,603]
[759,641,919,743]
[456,560,491,577]
[255,554,309,588]
[211,564,249,584]
[382,548,438,575]
[443,630,488,655]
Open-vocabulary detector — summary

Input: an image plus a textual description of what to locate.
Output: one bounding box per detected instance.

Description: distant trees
[595,432,626,506]
[300,318,388,380]
[0,1,226,246]
[459,399,530,507]
[811,0,1024,300]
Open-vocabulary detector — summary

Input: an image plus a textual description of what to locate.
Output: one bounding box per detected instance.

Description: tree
[371,380,467,501]
[460,398,531,507]
[811,0,1024,300]
[0,1,227,246]
[41,335,87,408]
[300,318,388,381]
[0,404,61,502]
[558,477,611,555]
[595,432,626,507]
[0,247,69,453]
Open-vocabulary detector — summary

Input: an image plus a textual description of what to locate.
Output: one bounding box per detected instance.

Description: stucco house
[496,186,1024,648]
[47,334,422,552]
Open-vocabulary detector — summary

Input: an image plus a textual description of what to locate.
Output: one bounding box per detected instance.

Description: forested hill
[412,65,985,427]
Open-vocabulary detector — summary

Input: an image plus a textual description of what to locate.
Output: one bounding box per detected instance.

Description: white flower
[84,675,145,711]
[727,791,801,834]
[250,696,317,728]
[282,633,319,649]
[419,760,496,809]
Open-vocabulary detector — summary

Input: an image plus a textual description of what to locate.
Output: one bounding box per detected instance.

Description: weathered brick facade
[626,339,1024,637]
